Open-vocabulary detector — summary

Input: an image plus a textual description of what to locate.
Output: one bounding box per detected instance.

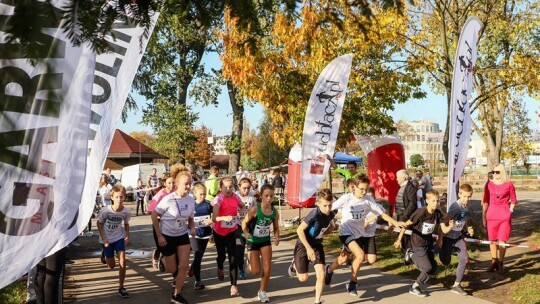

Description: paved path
[65,201,495,304]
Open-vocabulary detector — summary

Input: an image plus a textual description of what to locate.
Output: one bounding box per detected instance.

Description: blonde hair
[170,163,190,181]
[111,184,126,195]
[192,182,206,193]
[219,176,234,187]
[493,164,509,182]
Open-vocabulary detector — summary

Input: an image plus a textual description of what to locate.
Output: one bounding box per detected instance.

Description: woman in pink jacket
[482,164,517,273]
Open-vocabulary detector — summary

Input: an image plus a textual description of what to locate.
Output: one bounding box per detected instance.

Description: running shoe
[451,285,467,296]
[409,286,427,297]
[217,268,225,281]
[230,285,239,296]
[287,258,296,278]
[194,281,205,290]
[151,249,159,270]
[118,287,130,298]
[100,251,106,264]
[159,256,166,272]
[345,280,357,296]
[170,293,188,304]
[257,290,270,303]
[324,264,333,285]
[404,248,413,266]
[239,269,247,279]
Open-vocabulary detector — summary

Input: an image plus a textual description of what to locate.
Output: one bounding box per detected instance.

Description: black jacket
[403,181,418,219]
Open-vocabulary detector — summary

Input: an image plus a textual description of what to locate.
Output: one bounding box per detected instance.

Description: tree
[253,111,290,168]
[186,125,213,169]
[220,2,425,148]
[394,119,417,150]
[501,99,532,167]
[129,131,156,147]
[410,154,425,167]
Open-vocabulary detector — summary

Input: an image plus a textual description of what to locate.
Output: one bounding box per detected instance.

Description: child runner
[151,164,196,304]
[188,182,213,290]
[394,189,453,297]
[212,176,245,296]
[325,177,404,294]
[136,178,146,216]
[148,174,176,270]
[236,177,258,279]
[96,184,131,298]
[288,189,335,304]
[440,183,475,296]
[242,184,280,303]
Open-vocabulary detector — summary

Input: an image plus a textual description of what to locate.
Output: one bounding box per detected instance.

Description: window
[422,135,425,141]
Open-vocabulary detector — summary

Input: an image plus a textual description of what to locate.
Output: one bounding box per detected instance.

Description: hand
[467,226,474,237]
[222,215,233,222]
[244,231,252,239]
[395,221,406,228]
[306,247,316,261]
[158,235,167,247]
[103,241,110,248]
[273,237,280,246]
[124,237,130,245]
[448,220,455,228]
[204,219,213,225]
[510,208,514,213]
[393,240,402,249]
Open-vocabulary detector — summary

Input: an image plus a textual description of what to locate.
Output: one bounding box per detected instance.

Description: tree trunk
[227,80,244,174]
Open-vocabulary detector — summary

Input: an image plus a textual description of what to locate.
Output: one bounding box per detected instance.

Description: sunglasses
[490,170,501,174]
[355,186,367,191]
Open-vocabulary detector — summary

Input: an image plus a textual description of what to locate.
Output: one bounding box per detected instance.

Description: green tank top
[248,203,277,243]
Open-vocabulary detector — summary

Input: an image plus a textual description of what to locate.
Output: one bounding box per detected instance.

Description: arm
[403,184,417,218]
[151,211,166,246]
[324,220,336,236]
[124,223,130,245]
[393,219,413,248]
[509,183,517,212]
[273,211,280,246]
[381,213,405,228]
[440,219,454,234]
[331,194,347,211]
[296,221,316,261]
[96,220,108,247]
[241,206,257,239]
[188,216,196,237]
[326,154,338,169]
[212,204,234,223]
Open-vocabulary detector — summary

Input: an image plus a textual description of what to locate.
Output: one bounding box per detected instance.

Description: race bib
[221,220,237,229]
[315,227,328,239]
[106,222,119,233]
[350,206,365,220]
[452,220,465,231]
[194,215,210,227]
[421,222,435,235]
[253,224,270,237]
[176,219,187,228]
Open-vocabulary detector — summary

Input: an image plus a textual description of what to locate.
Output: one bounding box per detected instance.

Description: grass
[0,280,27,304]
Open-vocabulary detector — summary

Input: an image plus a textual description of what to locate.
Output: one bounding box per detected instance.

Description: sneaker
[152,250,159,270]
[118,287,130,298]
[404,248,413,266]
[345,280,357,296]
[409,286,427,297]
[287,259,296,278]
[170,293,188,304]
[100,251,107,264]
[159,256,166,272]
[239,269,247,279]
[324,264,333,285]
[258,290,270,303]
[217,268,225,281]
[451,285,467,296]
[230,285,239,296]
[194,281,205,290]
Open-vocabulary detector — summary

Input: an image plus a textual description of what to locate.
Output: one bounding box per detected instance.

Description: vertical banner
[0,1,95,288]
[357,134,405,214]
[49,12,160,253]
[447,17,482,208]
[299,54,353,201]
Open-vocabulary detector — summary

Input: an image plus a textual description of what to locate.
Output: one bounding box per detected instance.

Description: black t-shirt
[301,207,335,245]
[409,207,443,247]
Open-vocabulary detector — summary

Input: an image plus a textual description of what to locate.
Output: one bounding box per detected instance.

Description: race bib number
[315,227,328,239]
[350,206,365,220]
[176,219,187,228]
[222,220,236,229]
[452,220,465,231]
[106,223,119,232]
[194,215,210,227]
[253,224,270,237]
[421,222,435,235]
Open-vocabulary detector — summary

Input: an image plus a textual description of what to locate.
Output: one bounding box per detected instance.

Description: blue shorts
[102,238,125,258]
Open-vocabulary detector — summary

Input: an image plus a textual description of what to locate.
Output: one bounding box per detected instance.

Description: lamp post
[207,136,214,172]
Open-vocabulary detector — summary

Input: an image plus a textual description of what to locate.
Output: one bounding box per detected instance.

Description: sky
[117,52,540,137]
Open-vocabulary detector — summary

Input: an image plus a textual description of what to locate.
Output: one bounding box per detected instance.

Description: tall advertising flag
[50,12,160,254]
[447,17,482,208]
[0,1,95,287]
[299,54,353,201]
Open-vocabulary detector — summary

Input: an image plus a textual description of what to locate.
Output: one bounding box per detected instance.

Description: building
[400,120,445,166]
[105,129,169,170]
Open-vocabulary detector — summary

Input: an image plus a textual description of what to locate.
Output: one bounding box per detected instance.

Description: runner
[242,184,280,303]
[394,189,453,297]
[212,177,245,297]
[96,184,131,298]
[236,177,258,279]
[325,176,404,295]
[188,183,213,290]
[440,184,475,296]
[151,164,196,304]
[288,189,335,304]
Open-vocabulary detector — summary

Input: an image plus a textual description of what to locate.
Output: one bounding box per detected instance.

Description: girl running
[242,184,280,303]
[212,177,245,296]
[188,183,213,290]
[236,177,258,279]
[151,164,196,304]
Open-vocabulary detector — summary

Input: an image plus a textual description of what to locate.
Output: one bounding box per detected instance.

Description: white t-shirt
[236,191,257,225]
[364,202,386,237]
[98,184,113,206]
[155,192,195,237]
[332,193,385,238]
[98,205,131,243]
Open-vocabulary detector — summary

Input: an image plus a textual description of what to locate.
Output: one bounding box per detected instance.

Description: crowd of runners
[94,161,517,304]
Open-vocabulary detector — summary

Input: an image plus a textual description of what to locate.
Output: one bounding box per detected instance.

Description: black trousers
[189,237,210,281]
[235,227,247,271]
[35,247,66,304]
[214,231,238,285]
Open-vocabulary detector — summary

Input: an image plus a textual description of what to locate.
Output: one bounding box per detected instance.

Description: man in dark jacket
[395,169,418,260]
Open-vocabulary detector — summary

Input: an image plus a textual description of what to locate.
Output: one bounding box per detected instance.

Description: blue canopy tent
[333,152,363,165]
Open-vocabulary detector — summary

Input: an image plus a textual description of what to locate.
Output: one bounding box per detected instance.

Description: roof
[108,129,168,159]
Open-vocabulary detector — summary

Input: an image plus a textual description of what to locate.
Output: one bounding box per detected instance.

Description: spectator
[105,168,117,187]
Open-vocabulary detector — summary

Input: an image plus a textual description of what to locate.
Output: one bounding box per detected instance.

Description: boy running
[440,183,475,296]
[96,184,131,298]
[394,189,453,297]
[288,189,335,304]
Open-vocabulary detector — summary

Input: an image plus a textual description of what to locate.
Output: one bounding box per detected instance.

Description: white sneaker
[287,258,296,278]
[258,290,270,303]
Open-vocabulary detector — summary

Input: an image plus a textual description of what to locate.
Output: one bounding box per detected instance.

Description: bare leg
[118,251,126,288]
[314,264,325,302]
[174,244,191,294]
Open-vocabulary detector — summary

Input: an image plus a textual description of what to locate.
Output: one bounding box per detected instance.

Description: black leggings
[136,199,145,214]
[189,237,210,281]
[235,227,246,271]
[214,231,238,285]
[35,247,66,304]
